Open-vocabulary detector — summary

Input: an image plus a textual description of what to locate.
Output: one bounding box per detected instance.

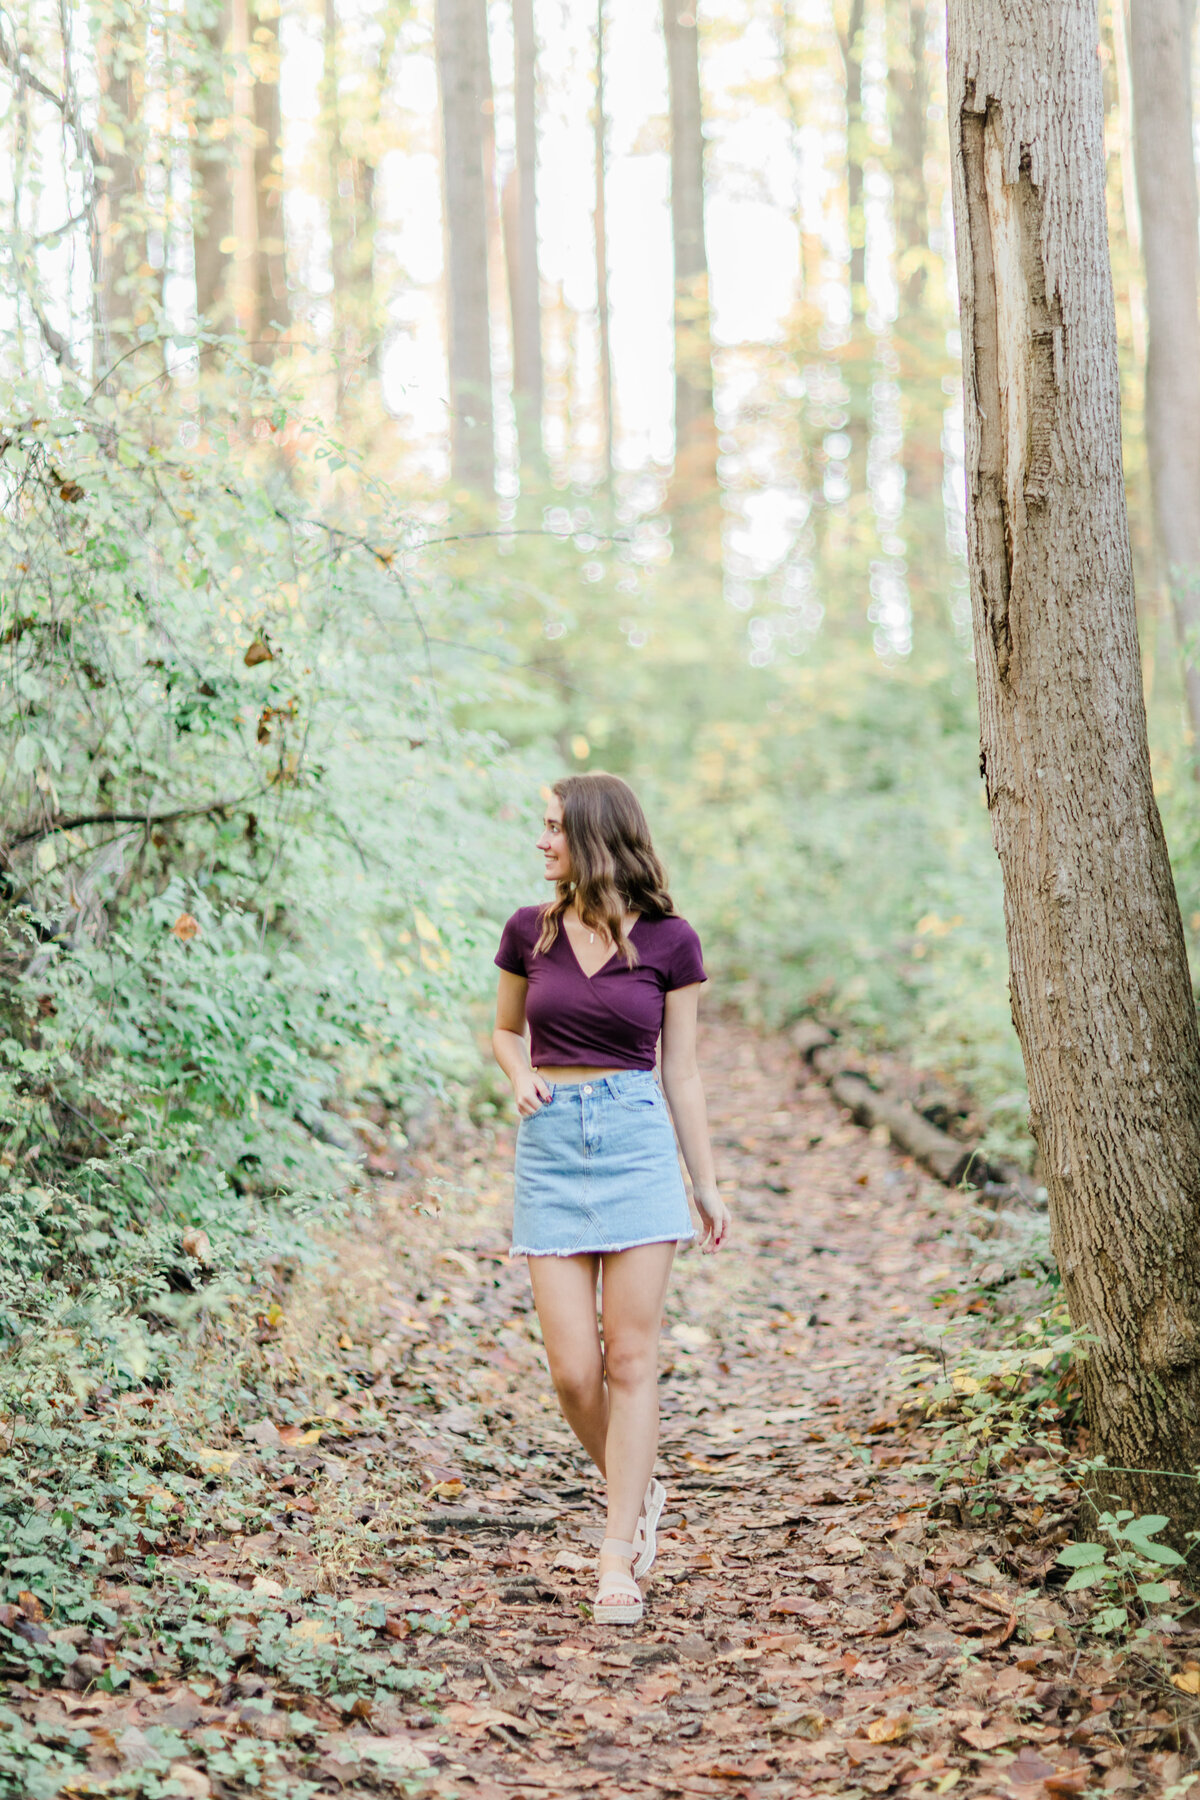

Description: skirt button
[583,1084,593,1094]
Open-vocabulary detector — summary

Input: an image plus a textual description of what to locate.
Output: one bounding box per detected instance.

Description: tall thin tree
[502,0,544,474]
[948,0,1200,1537]
[435,0,495,492]
[1128,0,1200,751]
[251,0,289,362]
[94,1,146,376]
[190,0,235,328]
[837,0,866,319]
[662,0,716,491]
[593,0,613,485]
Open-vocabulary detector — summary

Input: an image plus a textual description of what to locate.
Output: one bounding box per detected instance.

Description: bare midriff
[536,1066,640,1083]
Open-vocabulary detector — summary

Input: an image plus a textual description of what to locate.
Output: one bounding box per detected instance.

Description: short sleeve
[495,910,530,977]
[666,920,707,990]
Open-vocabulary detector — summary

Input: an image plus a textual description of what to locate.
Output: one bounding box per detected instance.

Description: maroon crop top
[495,906,707,1070]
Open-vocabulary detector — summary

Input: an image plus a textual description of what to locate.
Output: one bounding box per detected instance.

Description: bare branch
[3,796,255,856]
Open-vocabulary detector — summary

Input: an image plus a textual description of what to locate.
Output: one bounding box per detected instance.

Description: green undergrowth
[0,364,538,1721]
[0,1271,447,1797]
[897,1200,1200,1658]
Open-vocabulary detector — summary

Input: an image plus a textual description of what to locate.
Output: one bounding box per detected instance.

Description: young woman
[492,772,728,1626]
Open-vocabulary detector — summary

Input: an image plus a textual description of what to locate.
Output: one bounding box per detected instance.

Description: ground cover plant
[3,1022,1198,1798]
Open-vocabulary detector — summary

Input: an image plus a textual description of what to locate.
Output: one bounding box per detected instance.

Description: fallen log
[791,1023,1040,1204]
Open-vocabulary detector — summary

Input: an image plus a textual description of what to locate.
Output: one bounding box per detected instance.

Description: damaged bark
[947,1,1200,1538]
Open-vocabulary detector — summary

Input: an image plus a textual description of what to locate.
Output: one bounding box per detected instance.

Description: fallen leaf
[865,1602,907,1637]
[959,1722,1015,1750]
[866,1715,910,1743]
[430,1478,465,1499]
[181,1227,212,1264]
[244,636,275,666]
[1171,1669,1200,1695]
[1005,1747,1058,1784]
[170,913,200,942]
[290,1618,337,1645]
[277,1423,322,1446]
[243,1418,282,1449]
[360,1736,436,1772]
[116,1726,154,1768]
[17,1590,46,1623]
[1044,1775,1088,1798]
[166,1767,212,1799]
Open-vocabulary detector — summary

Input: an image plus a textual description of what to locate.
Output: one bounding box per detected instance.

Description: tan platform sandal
[594,1538,644,1625]
[633,1477,666,1579]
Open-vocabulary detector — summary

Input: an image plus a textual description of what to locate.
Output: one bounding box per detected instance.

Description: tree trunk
[947,0,1200,1539]
[1110,0,1147,369]
[94,6,146,378]
[251,0,289,362]
[593,0,613,486]
[663,0,716,489]
[889,0,928,313]
[502,0,544,475]
[838,0,867,318]
[191,0,235,329]
[1128,0,1200,752]
[837,0,869,499]
[435,0,495,493]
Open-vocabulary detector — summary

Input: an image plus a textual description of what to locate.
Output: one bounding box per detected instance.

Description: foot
[633,1477,666,1579]
[594,1537,643,1625]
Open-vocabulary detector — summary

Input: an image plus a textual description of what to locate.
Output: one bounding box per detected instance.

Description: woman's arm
[660,984,729,1252]
[492,971,552,1117]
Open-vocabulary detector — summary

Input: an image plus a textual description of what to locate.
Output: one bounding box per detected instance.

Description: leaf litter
[3,1022,1200,1797]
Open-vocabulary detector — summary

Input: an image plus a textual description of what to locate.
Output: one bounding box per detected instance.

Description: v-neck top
[495,905,707,1069]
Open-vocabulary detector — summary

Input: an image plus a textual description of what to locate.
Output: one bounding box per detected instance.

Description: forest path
[290,1020,1156,1799]
[13,1024,1179,1797]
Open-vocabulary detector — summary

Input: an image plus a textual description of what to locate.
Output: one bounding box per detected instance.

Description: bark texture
[890,0,929,312]
[94,4,145,377]
[502,0,544,473]
[947,0,1200,1535]
[190,0,235,328]
[838,0,867,317]
[251,0,289,361]
[592,0,613,485]
[663,0,716,488]
[435,0,495,492]
[1128,0,1200,748]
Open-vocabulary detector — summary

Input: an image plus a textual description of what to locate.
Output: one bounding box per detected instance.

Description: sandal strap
[596,1571,642,1603]
[600,1537,638,1560]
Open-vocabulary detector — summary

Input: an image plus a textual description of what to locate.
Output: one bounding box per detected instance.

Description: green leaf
[1136,1581,1172,1604]
[1064,1566,1112,1591]
[1056,1541,1106,1568]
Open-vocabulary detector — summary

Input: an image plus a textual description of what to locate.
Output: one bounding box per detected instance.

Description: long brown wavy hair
[535,773,675,967]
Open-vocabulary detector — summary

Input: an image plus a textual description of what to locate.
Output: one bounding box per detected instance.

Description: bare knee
[549,1355,603,1412]
[604,1335,659,1393]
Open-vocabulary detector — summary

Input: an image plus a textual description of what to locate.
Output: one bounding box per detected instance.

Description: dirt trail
[292,1021,1171,1799]
[11,1022,1191,1797]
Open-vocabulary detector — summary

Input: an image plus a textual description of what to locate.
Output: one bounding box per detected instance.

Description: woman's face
[536,794,571,883]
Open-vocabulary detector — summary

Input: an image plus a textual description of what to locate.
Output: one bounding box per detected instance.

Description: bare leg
[528,1254,608,1472]
[598,1242,676,1581]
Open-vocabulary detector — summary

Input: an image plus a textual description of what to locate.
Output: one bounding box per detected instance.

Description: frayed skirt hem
[510,1230,695,1259]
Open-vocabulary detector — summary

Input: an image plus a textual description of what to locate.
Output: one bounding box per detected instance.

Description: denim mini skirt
[512,1069,695,1257]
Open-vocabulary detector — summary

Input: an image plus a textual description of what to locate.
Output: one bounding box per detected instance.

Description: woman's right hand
[514,1069,553,1118]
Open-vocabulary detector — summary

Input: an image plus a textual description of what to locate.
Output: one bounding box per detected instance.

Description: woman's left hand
[693,1186,730,1254]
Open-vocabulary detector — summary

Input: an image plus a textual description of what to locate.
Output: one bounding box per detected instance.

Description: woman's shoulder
[640,909,697,935]
[638,911,702,951]
[502,903,548,939]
